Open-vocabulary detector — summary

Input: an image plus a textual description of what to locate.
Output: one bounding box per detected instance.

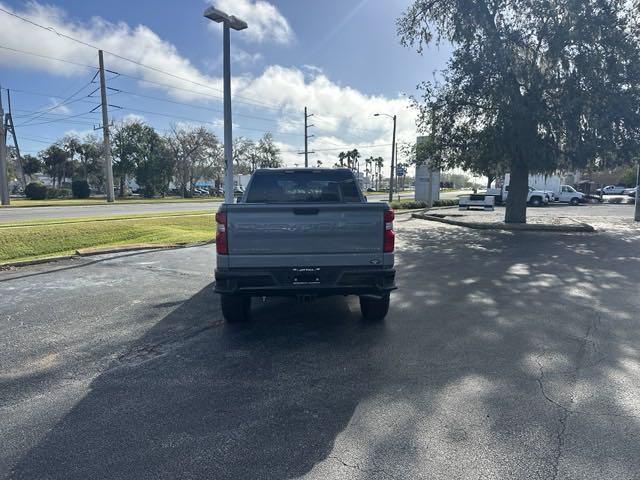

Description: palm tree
[365,156,373,189]
[349,149,360,172]
[375,156,384,190]
[337,151,346,167]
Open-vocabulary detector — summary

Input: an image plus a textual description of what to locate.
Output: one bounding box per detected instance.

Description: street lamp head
[373,113,380,117]
[203,6,227,23]
[204,6,248,30]
[228,15,248,30]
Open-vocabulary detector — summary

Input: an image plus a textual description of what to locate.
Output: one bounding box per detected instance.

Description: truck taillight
[215,211,228,255]
[383,209,395,253]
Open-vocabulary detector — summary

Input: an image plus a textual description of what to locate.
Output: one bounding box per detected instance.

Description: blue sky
[0,0,451,167]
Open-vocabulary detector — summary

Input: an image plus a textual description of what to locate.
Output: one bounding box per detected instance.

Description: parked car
[625,187,637,198]
[597,185,628,195]
[214,168,396,323]
[556,185,585,205]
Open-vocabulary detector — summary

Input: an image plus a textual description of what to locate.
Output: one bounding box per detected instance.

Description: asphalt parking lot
[2,210,640,479]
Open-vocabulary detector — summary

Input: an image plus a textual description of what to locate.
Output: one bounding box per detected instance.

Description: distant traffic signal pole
[204,6,247,205]
[374,113,397,203]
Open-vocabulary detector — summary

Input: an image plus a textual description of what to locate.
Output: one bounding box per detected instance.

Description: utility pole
[634,162,639,222]
[98,50,115,203]
[5,90,26,188]
[300,106,314,167]
[0,89,9,205]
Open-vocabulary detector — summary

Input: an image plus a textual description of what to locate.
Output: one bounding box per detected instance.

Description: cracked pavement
[1,215,640,479]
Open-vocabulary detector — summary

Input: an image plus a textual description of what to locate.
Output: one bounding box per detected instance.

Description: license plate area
[291,268,321,285]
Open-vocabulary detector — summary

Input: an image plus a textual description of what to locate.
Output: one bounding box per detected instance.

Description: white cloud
[0,2,225,101]
[48,99,71,114]
[0,2,416,171]
[122,113,145,124]
[212,0,294,44]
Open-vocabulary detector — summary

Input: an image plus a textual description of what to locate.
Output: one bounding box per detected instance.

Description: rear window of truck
[245,170,362,203]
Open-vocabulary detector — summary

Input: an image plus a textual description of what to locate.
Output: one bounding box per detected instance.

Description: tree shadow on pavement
[9,219,640,479]
[9,284,390,480]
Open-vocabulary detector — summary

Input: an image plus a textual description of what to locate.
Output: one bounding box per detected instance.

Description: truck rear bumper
[214,266,396,297]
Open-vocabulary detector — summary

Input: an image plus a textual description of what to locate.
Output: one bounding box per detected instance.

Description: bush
[46,187,71,199]
[141,185,156,198]
[71,180,91,199]
[390,199,459,210]
[24,182,48,200]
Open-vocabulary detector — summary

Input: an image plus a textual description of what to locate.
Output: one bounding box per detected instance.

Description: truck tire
[220,294,251,323]
[529,196,542,207]
[569,197,580,206]
[359,295,390,321]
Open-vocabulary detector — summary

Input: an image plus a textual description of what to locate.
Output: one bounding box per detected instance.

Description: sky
[0,0,451,170]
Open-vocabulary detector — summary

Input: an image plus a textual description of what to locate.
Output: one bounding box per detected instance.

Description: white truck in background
[486,184,551,206]
[489,174,584,205]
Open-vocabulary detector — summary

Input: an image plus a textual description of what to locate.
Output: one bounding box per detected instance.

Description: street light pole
[390,116,396,203]
[222,22,233,205]
[204,6,247,205]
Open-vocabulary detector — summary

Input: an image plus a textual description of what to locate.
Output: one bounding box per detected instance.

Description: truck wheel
[569,197,580,206]
[360,295,390,321]
[220,294,251,323]
[529,196,542,207]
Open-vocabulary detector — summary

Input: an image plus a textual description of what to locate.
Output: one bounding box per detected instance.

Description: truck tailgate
[225,203,385,267]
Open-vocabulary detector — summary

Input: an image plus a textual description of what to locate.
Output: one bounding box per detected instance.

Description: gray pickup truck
[214,168,396,322]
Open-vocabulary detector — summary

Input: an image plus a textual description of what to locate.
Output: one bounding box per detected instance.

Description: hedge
[390,199,459,209]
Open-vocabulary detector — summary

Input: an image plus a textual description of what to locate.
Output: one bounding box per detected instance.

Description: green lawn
[3,196,222,208]
[0,212,215,264]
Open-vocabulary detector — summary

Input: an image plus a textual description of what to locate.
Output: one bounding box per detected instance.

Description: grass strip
[0,214,215,264]
[0,210,214,228]
[2,197,222,208]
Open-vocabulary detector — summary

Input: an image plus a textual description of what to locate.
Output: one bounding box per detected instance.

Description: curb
[75,240,214,256]
[0,240,215,270]
[412,213,596,232]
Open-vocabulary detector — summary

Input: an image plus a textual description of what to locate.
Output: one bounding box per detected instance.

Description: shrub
[46,187,71,199]
[71,180,91,199]
[24,182,48,200]
[390,199,459,210]
[141,185,156,198]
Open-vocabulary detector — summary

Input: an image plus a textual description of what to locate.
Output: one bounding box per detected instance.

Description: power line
[114,104,302,137]
[114,72,285,112]
[16,110,100,127]
[283,143,396,153]
[114,87,299,124]
[0,44,96,70]
[0,8,282,110]
[15,74,97,127]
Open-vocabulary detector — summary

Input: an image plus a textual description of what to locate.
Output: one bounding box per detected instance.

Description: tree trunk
[487,175,495,189]
[505,161,529,223]
[119,176,125,197]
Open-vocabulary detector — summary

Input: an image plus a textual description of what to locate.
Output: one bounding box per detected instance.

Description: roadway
[0,201,222,222]
[2,215,639,479]
[0,191,469,222]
